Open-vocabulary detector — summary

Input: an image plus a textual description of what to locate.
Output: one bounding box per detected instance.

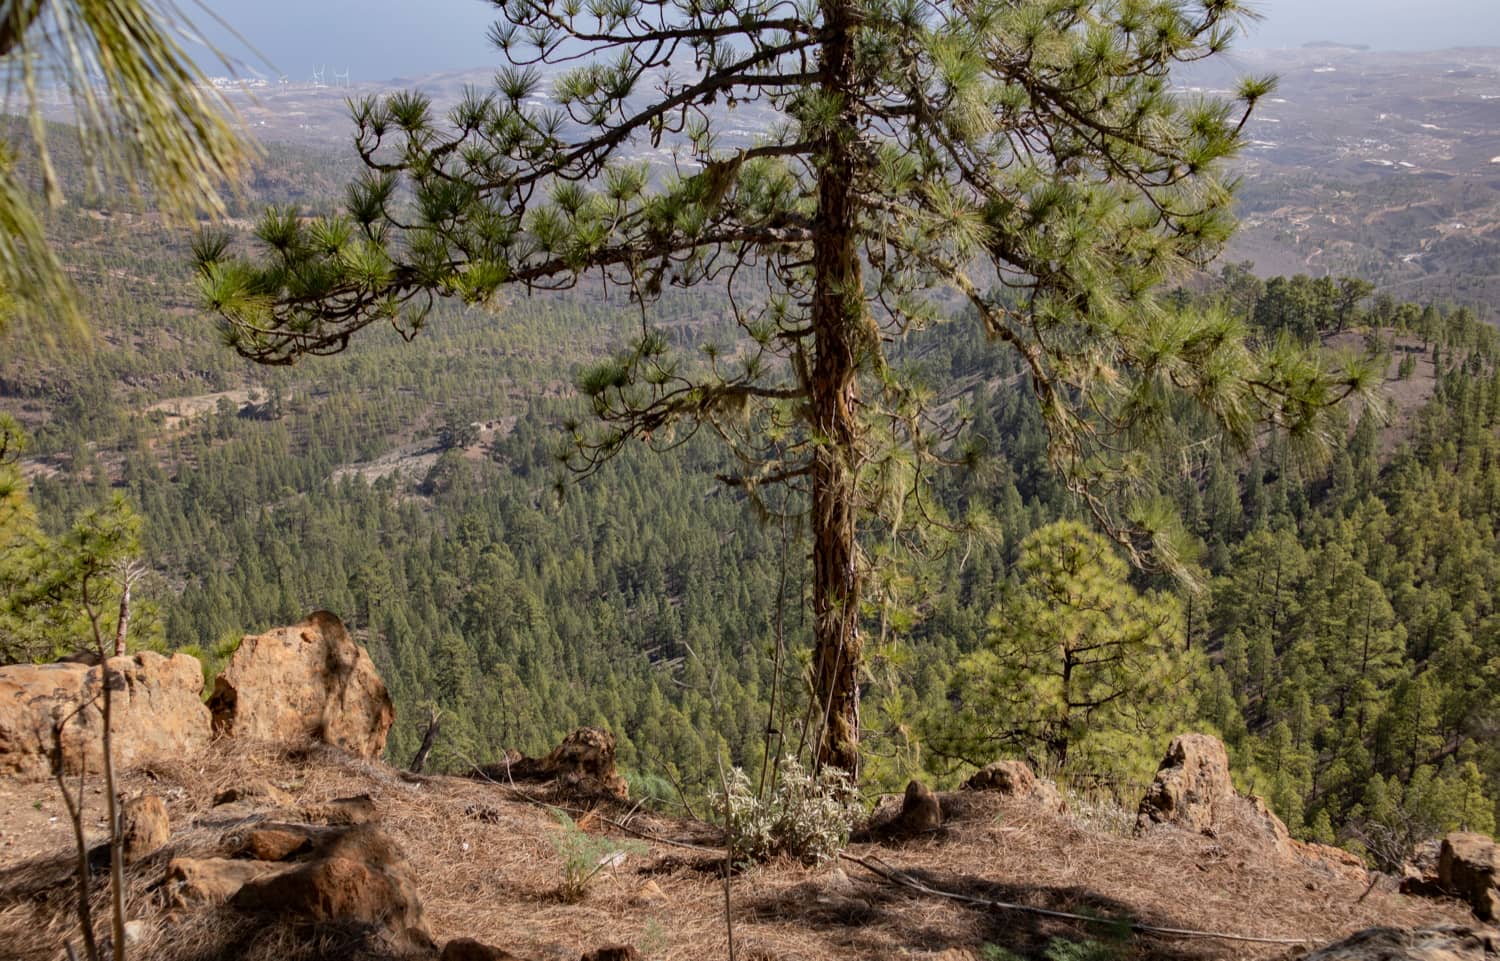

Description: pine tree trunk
[808,0,864,779]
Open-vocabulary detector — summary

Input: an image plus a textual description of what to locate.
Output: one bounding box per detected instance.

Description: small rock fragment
[121,795,170,862]
[441,939,525,961]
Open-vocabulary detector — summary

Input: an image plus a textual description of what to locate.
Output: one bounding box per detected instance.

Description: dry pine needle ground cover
[0,743,1481,961]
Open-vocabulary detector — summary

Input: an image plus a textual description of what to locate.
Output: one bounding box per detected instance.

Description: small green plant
[982,913,1131,961]
[714,756,861,865]
[1041,937,1125,961]
[547,809,646,902]
[622,770,680,813]
[635,918,668,959]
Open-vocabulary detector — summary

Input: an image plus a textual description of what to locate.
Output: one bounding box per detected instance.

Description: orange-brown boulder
[897,779,942,832]
[163,857,289,907]
[0,652,209,781]
[232,827,435,953]
[964,759,1068,813]
[208,611,394,758]
[1440,833,1500,922]
[477,727,629,800]
[235,825,316,862]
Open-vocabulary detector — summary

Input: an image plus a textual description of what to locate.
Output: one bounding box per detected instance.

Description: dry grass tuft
[0,743,1484,961]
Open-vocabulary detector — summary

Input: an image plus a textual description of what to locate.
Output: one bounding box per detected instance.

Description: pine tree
[199,0,1376,776]
[925,520,1194,781]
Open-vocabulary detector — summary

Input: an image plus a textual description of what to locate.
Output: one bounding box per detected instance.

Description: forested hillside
[2,131,1498,869]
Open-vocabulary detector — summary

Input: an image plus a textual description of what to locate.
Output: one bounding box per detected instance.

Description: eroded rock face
[0,652,210,781]
[1303,925,1499,960]
[208,611,394,759]
[1440,833,1500,923]
[1136,733,1235,836]
[964,759,1068,813]
[477,727,629,800]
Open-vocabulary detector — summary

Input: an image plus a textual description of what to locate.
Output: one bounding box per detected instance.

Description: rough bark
[808,0,864,778]
[409,707,440,774]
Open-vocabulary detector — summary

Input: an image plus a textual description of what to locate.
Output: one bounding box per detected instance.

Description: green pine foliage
[924,520,1199,786]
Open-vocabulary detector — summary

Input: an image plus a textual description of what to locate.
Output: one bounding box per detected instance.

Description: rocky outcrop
[1440,833,1500,922]
[1136,733,1237,836]
[208,611,394,759]
[1303,926,1499,960]
[1136,733,1295,857]
[1135,733,1371,883]
[0,652,210,781]
[964,759,1068,813]
[476,727,629,800]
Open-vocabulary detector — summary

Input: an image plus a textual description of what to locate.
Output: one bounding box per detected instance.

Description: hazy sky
[195,0,1500,84]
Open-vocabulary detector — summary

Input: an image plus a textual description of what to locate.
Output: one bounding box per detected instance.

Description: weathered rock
[1440,833,1500,922]
[1406,839,1445,887]
[1302,925,1499,960]
[965,759,1037,794]
[1293,838,1370,883]
[1235,793,1294,856]
[1133,732,1370,878]
[477,727,629,801]
[0,652,210,781]
[214,780,293,808]
[121,794,170,862]
[964,759,1068,813]
[164,857,288,907]
[231,821,429,947]
[208,611,394,758]
[898,779,942,832]
[441,939,526,961]
[579,947,640,961]
[1136,733,1235,836]
[302,794,378,825]
[235,825,316,862]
